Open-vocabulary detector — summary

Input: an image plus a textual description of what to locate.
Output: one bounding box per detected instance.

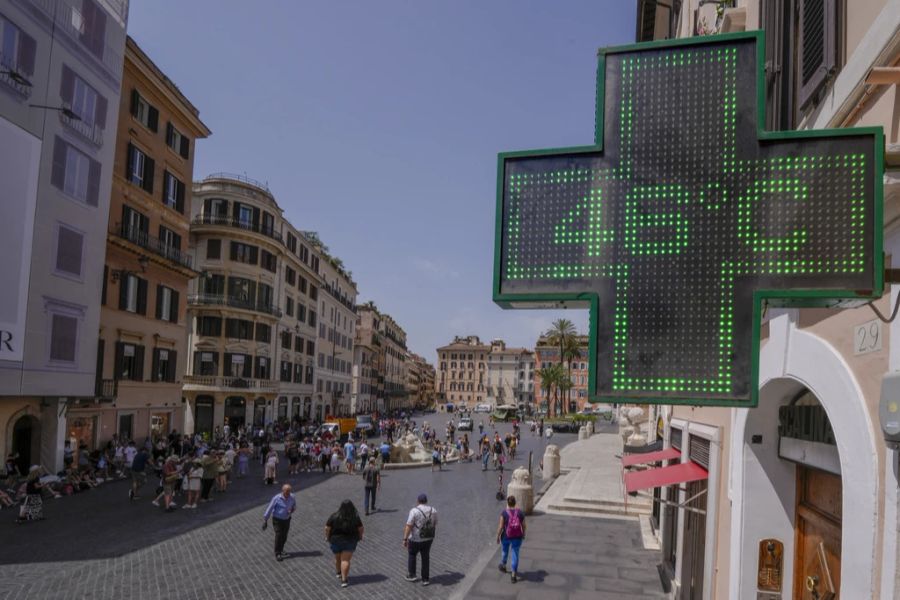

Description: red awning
[624,461,708,493]
[621,447,681,468]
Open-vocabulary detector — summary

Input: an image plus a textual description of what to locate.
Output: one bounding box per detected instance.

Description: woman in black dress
[324,500,364,588]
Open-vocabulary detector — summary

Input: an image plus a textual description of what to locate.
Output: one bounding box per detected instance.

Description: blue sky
[127,1,636,363]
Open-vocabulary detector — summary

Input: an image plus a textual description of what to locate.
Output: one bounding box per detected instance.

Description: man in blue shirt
[263,484,297,560]
[129,447,150,500]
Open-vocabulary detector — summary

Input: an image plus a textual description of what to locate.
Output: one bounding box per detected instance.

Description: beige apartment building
[632,1,900,599]
[314,250,357,418]
[380,311,409,410]
[69,36,209,448]
[485,340,533,408]
[352,303,383,414]
[0,0,127,473]
[435,335,490,408]
[406,352,436,409]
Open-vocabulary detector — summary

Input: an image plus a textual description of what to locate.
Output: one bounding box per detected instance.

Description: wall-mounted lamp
[110,257,150,283]
[30,103,80,121]
[2,69,32,87]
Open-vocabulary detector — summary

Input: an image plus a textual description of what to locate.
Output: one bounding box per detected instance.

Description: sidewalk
[455,431,667,600]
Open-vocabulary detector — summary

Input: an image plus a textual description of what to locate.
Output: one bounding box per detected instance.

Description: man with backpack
[362,457,380,515]
[403,493,437,586]
[495,495,527,583]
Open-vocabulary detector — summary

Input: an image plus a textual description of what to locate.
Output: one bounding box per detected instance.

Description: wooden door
[794,466,841,599]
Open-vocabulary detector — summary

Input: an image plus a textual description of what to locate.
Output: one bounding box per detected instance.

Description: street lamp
[30,104,80,121]
[1,69,32,87]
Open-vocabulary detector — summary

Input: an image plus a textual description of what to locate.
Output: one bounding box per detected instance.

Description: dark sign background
[496,35,879,406]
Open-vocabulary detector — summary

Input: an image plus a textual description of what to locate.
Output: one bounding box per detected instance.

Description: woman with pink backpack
[495,495,527,583]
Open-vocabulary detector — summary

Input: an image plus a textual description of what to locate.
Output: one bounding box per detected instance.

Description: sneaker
[169,503,177,507]
[498,564,507,573]
[404,575,419,582]
[182,505,191,510]
[422,580,430,586]
[151,501,160,507]
[336,572,342,579]
[276,553,284,562]
[341,581,349,588]
[511,573,518,583]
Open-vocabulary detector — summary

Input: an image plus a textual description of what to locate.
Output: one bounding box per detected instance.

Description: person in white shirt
[124,442,137,474]
[403,493,437,586]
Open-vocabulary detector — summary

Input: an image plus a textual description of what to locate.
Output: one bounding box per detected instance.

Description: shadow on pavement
[430,571,464,586]
[350,573,390,585]
[0,461,333,565]
[521,569,548,583]
[285,550,323,559]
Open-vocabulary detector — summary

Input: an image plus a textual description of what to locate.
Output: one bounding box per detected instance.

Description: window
[228,277,256,304]
[194,351,218,376]
[49,313,78,362]
[206,239,221,260]
[287,232,297,253]
[318,353,324,368]
[305,365,313,383]
[224,352,251,378]
[281,330,292,350]
[115,342,144,381]
[255,356,270,380]
[196,316,221,337]
[306,340,315,356]
[285,296,294,317]
[293,363,302,383]
[255,323,271,343]
[54,224,84,277]
[294,335,303,353]
[201,273,225,296]
[154,285,179,323]
[0,15,36,79]
[162,171,185,212]
[78,0,107,59]
[121,205,149,245]
[60,65,106,129]
[50,137,100,205]
[299,244,309,263]
[260,250,277,273]
[159,226,181,258]
[298,276,307,294]
[130,89,158,132]
[258,284,274,310]
[236,204,253,229]
[119,274,147,315]
[151,348,176,382]
[165,122,190,159]
[126,143,154,193]
[280,360,291,383]
[285,266,296,286]
[261,212,275,237]
[309,310,317,328]
[230,241,258,265]
[310,286,318,300]
[297,304,306,323]
[204,197,228,218]
[225,318,253,340]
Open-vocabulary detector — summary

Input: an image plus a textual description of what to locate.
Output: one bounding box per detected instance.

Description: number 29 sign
[493,32,883,407]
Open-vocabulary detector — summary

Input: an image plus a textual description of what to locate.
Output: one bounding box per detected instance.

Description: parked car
[457,417,474,431]
[550,420,580,434]
[354,415,379,436]
[474,403,493,413]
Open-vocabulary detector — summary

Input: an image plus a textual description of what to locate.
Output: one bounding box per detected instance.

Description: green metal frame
[492,30,885,408]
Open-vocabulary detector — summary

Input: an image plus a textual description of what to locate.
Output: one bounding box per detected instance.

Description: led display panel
[494,33,883,407]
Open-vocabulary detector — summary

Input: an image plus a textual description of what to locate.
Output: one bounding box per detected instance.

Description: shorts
[132,471,147,486]
[163,482,175,494]
[329,540,358,554]
[432,457,441,465]
[289,456,298,465]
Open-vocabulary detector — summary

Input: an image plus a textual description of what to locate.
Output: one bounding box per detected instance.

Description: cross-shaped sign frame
[493,31,884,408]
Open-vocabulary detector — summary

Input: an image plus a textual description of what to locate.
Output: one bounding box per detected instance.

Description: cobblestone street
[0,417,609,600]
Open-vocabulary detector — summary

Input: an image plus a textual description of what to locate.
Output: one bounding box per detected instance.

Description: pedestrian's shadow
[429,571,464,586]
[350,573,389,585]
[372,508,399,514]
[284,550,323,559]
[520,569,548,583]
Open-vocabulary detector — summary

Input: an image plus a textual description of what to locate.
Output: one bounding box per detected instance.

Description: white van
[474,403,492,413]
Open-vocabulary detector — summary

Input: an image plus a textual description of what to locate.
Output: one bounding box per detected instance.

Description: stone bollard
[542,444,560,480]
[585,421,594,435]
[578,426,589,440]
[507,467,534,514]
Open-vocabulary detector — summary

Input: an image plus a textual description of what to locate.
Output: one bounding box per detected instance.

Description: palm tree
[557,375,573,417]
[538,363,565,418]
[545,319,576,413]
[562,336,583,414]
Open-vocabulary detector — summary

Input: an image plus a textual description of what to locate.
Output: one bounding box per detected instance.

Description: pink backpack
[505,509,524,538]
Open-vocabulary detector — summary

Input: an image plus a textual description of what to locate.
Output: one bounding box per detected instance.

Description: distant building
[354,302,410,412]
[533,334,588,415]
[314,251,357,417]
[0,0,128,473]
[485,340,533,407]
[406,352,435,409]
[435,335,490,408]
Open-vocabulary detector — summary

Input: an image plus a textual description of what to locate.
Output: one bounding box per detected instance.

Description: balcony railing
[183,374,278,392]
[0,54,32,98]
[191,214,283,243]
[94,378,117,398]
[60,108,103,146]
[30,0,124,77]
[113,223,193,269]
[188,293,283,318]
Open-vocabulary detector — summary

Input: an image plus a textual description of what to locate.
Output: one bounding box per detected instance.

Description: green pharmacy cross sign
[493,32,883,407]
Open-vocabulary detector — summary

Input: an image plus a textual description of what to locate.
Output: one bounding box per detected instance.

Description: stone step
[546,499,652,517]
[563,494,652,509]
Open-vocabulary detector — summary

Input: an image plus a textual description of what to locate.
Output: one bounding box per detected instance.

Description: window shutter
[147,106,159,132]
[232,201,241,219]
[193,351,201,375]
[142,156,154,193]
[798,0,837,109]
[172,232,181,252]
[17,31,36,76]
[86,158,100,207]
[125,143,134,179]
[252,207,260,229]
[130,89,140,117]
[151,348,160,382]
[136,278,148,315]
[134,345,145,381]
[243,357,252,379]
[223,352,232,375]
[203,198,212,216]
[155,284,163,319]
[176,179,185,214]
[180,136,190,159]
[165,122,173,145]
[689,436,711,470]
[229,241,238,261]
[51,137,67,189]
[94,94,107,129]
[114,342,124,380]
[207,239,220,259]
[170,290,179,323]
[118,276,128,310]
[167,350,177,382]
[102,266,108,305]
[249,246,258,264]
[60,65,75,104]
